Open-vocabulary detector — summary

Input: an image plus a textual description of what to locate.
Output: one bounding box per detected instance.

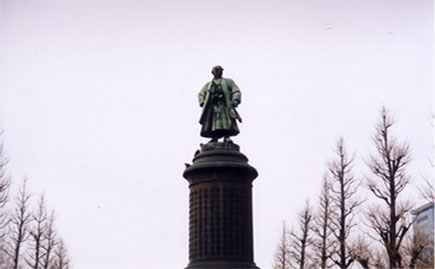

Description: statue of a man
[199,65,242,142]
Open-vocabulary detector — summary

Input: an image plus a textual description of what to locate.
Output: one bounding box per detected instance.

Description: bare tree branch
[312,177,335,269]
[52,239,70,269]
[41,210,57,269]
[327,138,361,269]
[289,200,314,269]
[366,107,413,269]
[26,193,48,269]
[417,178,434,204]
[0,131,11,268]
[8,178,32,269]
[273,221,292,269]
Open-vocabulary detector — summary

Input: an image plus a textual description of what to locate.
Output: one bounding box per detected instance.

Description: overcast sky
[0,0,433,268]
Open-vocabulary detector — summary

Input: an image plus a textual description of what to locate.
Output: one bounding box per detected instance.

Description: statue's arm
[198,84,208,107]
[229,79,241,107]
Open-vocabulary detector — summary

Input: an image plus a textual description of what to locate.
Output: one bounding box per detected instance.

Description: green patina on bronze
[198,65,242,141]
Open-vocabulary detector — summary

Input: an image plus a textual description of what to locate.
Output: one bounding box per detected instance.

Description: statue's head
[211,65,224,78]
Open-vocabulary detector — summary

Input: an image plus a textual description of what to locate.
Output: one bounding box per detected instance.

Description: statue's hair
[211,65,224,73]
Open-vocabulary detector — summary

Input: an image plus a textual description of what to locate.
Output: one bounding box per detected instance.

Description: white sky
[0,0,433,268]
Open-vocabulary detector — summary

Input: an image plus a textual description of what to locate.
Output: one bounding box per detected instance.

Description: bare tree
[328,138,362,269]
[417,178,434,204]
[41,211,57,269]
[417,113,435,204]
[371,251,388,269]
[273,221,291,269]
[312,177,334,269]
[289,200,314,269]
[366,107,413,269]
[349,236,372,269]
[26,194,48,269]
[52,239,70,269]
[0,131,70,268]
[0,133,11,269]
[8,178,33,269]
[0,134,10,230]
[401,229,434,269]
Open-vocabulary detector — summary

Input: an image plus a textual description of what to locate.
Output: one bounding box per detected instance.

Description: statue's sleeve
[198,84,208,107]
[229,79,241,105]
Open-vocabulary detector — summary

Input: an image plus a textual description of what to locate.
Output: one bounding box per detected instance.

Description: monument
[183,66,260,269]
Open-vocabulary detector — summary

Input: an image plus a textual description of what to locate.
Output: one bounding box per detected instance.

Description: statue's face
[212,68,223,78]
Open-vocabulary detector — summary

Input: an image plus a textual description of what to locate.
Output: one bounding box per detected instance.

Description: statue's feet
[210,138,218,143]
[224,137,233,143]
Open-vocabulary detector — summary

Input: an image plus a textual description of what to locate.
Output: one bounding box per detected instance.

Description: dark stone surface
[183,142,259,269]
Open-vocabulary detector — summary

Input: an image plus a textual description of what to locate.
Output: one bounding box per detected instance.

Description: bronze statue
[199,66,242,142]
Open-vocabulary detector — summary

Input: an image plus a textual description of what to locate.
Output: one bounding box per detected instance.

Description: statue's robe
[198,77,242,138]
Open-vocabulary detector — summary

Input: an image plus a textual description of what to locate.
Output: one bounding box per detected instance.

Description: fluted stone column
[183,142,259,269]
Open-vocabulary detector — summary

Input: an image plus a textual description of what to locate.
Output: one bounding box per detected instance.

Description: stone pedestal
[183,142,259,269]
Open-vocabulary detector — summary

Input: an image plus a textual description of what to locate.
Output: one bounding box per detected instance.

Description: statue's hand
[232,100,239,108]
